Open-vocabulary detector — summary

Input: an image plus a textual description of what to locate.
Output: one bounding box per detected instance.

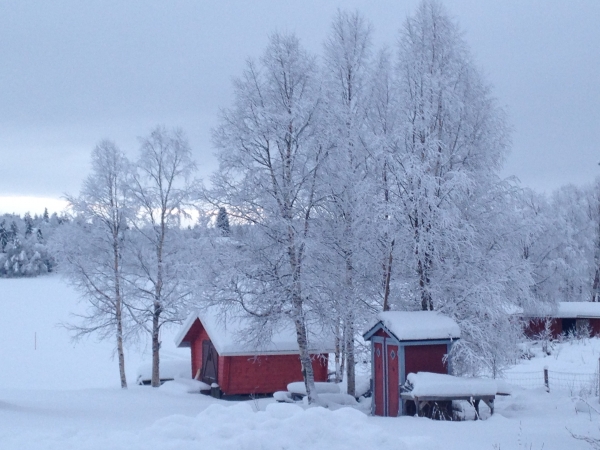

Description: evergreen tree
[24,212,33,238]
[216,207,231,236]
[9,221,18,243]
[0,220,7,252]
[43,208,49,222]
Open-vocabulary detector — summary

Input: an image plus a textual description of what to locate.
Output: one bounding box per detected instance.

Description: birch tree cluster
[204,0,530,399]
[52,0,600,399]
[53,129,199,389]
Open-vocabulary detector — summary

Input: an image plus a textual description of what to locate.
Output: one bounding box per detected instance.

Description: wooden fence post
[544,366,549,392]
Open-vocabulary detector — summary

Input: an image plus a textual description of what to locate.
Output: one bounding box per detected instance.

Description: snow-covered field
[2,276,600,449]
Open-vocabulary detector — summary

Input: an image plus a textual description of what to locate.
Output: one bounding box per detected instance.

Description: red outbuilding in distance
[523,302,600,339]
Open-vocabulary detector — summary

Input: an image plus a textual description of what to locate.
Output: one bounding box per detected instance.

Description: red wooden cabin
[363,311,460,417]
[175,309,333,397]
[523,302,600,339]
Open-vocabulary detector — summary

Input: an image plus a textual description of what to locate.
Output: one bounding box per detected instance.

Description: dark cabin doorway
[201,340,218,385]
[562,318,576,336]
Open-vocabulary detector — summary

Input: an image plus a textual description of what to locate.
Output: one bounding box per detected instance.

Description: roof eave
[363,320,460,342]
[219,349,335,357]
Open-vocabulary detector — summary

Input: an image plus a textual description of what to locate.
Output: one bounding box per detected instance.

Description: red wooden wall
[181,319,206,378]
[373,341,385,416]
[591,319,600,336]
[404,344,448,376]
[371,328,401,416]
[524,318,562,339]
[524,318,600,339]
[184,318,329,395]
[219,354,328,395]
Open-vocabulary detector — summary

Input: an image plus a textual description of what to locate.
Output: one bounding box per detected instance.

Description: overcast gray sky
[1,0,599,215]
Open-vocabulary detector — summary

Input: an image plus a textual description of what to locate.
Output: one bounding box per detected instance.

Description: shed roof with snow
[175,308,335,356]
[363,311,461,342]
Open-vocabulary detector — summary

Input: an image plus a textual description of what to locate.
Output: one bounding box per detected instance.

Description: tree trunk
[339,323,346,385]
[116,319,127,389]
[293,310,318,404]
[593,211,600,302]
[344,248,356,396]
[115,283,127,389]
[113,236,127,388]
[345,317,356,397]
[593,268,600,303]
[382,239,395,312]
[151,303,161,387]
[334,322,343,383]
[151,226,165,388]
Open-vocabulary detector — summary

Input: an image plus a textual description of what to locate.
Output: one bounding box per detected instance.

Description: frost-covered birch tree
[319,10,375,394]
[127,126,197,387]
[53,140,133,388]
[523,184,597,306]
[383,0,531,374]
[209,33,326,404]
[365,47,402,313]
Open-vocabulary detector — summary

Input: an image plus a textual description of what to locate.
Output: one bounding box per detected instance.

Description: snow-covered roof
[363,311,461,342]
[175,308,335,356]
[406,372,497,397]
[524,302,600,319]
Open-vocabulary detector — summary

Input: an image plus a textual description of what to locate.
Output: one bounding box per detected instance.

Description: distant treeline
[0,208,66,277]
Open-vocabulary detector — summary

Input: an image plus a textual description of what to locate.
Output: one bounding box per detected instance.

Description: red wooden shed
[175,309,334,397]
[363,311,461,417]
[523,302,600,339]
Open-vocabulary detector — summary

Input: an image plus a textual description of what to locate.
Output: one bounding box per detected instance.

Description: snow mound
[303,393,358,409]
[159,378,210,395]
[287,381,340,395]
[273,391,294,403]
[144,403,410,450]
[136,360,191,384]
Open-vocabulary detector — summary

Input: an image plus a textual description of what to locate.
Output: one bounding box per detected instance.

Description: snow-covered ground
[0,275,189,390]
[2,276,600,449]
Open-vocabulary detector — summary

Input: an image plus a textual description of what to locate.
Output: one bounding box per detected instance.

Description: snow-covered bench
[401,372,502,419]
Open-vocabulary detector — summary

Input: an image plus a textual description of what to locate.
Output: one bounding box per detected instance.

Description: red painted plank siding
[386,344,399,417]
[373,341,384,416]
[591,319,600,337]
[374,329,390,338]
[185,318,329,395]
[218,355,229,391]
[219,354,328,395]
[404,344,448,376]
[524,318,561,339]
[526,318,600,338]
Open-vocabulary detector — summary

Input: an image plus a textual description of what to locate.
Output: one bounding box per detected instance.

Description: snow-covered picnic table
[401,372,505,419]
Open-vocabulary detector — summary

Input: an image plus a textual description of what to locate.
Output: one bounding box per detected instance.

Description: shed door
[386,343,399,417]
[201,340,218,385]
[372,339,399,417]
[373,341,385,416]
